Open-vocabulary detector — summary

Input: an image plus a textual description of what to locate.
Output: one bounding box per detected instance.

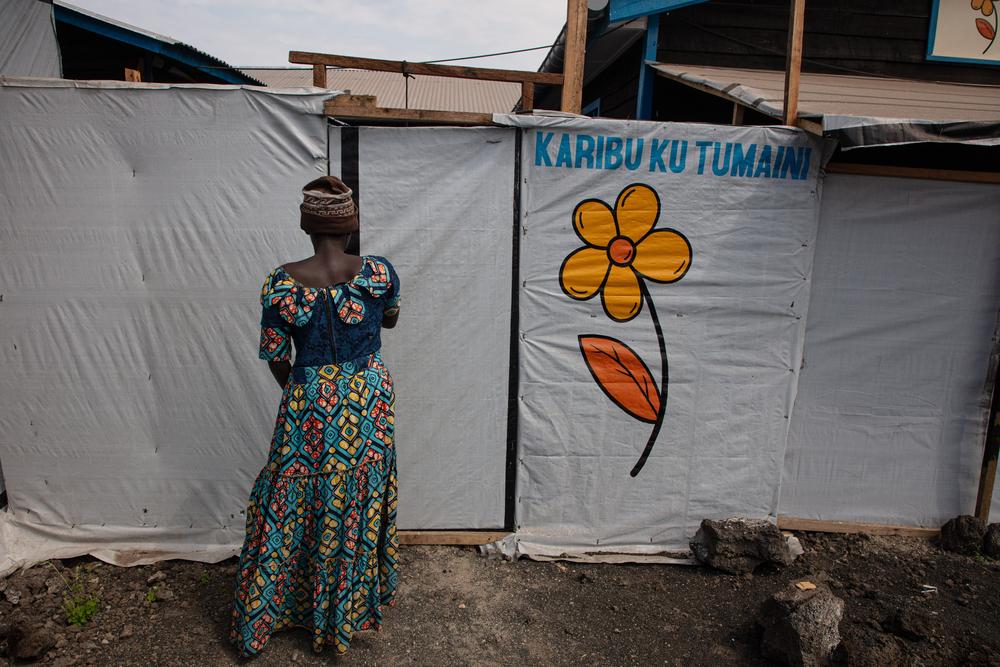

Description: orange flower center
[608,236,636,266]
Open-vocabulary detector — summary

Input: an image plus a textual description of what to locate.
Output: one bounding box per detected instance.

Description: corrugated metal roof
[650,62,1000,123]
[242,68,521,113]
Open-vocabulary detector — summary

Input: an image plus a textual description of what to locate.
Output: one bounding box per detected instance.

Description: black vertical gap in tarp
[504,128,523,532]
[340,126,361,256]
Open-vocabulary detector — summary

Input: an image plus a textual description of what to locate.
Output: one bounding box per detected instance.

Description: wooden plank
[561,0,588,113]
[322,103,495,125]
[975,352,1000,522]
[782,0,806,125]
[825,163,1000,185]
[398,530,509,546]
[290,50,563,86]
[777,517,939,538]
[731,102,744,125]
[521,81,534,112]
[329,94,377,108]
[312,64,326,88]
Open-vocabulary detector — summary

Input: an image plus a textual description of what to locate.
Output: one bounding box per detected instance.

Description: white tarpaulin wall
[500,115,827,555]
[2,81,997,571]
[781,174,1000,525]
[0,0,61,79]
[0,79,334,573]
[328,126,514,529]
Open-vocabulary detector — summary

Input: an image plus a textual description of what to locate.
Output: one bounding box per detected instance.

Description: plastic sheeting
[328,126,514,529]
[0,0,60,78]
[506,115,828,554]
[0,79,334,575]
[781,174,1000,526]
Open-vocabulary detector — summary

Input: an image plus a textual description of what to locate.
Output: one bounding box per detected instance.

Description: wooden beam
[561,0,588,114]
[331,94,377,108]
[398,530,509,545]
[975,352,1000,522]
[291,51,563,86]
[782,0,806,126]
[312,64,326,88]
[777,517,939,538]
[521,81,534,112]
[731,102,744,125]
[825,163,1000,185]
[323,102,494,126]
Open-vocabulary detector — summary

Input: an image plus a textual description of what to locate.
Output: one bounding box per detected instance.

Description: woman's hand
[268,360,291,388]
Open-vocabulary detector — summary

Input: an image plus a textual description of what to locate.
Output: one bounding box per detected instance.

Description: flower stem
[987,14,999,54]
[630,282,668,477]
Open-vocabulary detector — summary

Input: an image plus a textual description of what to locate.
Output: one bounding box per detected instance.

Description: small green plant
[145,586,158,603]
[48,562,100,626]
[64,595,99,625]
[198,572,210,586]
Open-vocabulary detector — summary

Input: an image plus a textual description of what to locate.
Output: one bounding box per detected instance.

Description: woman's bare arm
[268,360,291,388]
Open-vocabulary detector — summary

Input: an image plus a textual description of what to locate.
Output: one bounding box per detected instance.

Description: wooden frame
[292,51,563,124]
[561,0,588,114]
[290,51,563,85]
[782,0,806,126]
[398,531,509,545]
[975,350,1000,522]
[777,517,939,538]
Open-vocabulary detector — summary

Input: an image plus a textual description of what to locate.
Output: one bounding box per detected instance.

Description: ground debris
[756,577,844,666]
[690,517,797,574]
[0,535,996,666]
[939,515,985,556]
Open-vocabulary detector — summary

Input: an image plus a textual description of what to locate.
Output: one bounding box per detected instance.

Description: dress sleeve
[258,269,292,362]
[384,260,401,315]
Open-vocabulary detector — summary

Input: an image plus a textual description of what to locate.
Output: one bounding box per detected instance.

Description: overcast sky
[67,0,568,71]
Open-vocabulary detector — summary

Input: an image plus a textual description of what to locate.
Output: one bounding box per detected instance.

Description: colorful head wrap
[299,175,359,235]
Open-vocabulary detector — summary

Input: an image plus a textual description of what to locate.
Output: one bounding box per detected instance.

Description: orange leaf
[976,18,995,39]
[579,335,661,423]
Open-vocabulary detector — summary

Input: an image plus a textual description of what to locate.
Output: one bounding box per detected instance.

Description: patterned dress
[230,255,401,657]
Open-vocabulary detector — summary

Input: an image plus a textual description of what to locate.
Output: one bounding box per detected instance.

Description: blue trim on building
[582,97,602,117]
[609,0,707,24]
[635,13,662,120]
[53,5,257,85]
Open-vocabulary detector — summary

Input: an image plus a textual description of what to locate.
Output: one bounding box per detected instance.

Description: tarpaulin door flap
[781,174,1000,526]
[344,125,516,530]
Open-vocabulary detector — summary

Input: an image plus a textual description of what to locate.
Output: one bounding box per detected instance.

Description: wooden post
[312,64,327,88]
[561,0,588,114]
[521,81,534,112]
[731,102,745,125]
[782,0,805,126]
[975,354,1000,522]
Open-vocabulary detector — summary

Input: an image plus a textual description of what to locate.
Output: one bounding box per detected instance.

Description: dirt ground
[0,532,998,666]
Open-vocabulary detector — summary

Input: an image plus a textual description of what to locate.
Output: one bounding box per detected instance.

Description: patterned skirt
[230,353,399,656]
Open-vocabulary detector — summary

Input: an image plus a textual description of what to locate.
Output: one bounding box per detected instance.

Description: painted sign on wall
[928,0,1000,65]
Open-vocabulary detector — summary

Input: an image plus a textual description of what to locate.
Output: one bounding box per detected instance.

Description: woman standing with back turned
[230,175,401,657]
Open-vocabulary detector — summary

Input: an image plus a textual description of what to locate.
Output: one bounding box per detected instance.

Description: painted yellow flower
[973,0,994,16]
[559,183,692,322]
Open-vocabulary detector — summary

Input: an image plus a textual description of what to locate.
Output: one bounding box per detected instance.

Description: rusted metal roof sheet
[242,67,521,113]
